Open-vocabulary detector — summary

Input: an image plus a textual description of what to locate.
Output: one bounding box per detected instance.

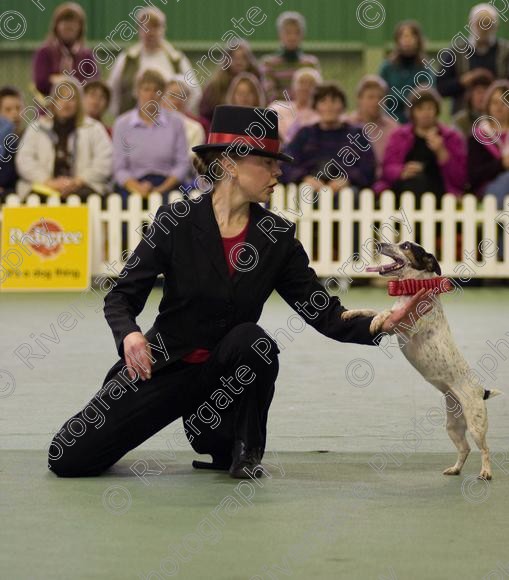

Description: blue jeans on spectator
[115,174,178,252]
[115,174,176,209]
[484,171,509,210]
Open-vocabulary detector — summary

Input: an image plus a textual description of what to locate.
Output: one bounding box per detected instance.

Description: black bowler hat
[192,105,294,163]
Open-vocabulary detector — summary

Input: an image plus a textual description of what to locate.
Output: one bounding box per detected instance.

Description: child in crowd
[83,80,112,136]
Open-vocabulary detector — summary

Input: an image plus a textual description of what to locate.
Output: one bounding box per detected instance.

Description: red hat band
[207,132,281,154]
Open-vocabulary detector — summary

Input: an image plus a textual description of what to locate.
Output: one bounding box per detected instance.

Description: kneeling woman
[48,106,430,479]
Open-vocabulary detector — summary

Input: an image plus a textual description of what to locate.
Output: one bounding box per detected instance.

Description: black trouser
[48,323,280,477]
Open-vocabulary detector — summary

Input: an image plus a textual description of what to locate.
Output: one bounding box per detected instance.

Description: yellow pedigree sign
[0,206,90,291]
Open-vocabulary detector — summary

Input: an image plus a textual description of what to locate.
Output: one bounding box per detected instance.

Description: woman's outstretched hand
[123,331,153,381]
[381,288,435,335]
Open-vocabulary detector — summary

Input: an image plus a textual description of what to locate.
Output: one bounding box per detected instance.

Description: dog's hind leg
[461,396,492,480]
[443,405,470,476]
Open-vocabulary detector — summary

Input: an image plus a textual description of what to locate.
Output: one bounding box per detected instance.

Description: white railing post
[104,193,123,270]
[297,182,313,262]
[442,194,458,272]
[316,186,333,277]
[359,187,376,263]
[87,194,103,276]
[126,193,144,257]
[338,186,354,274]
[0,188,507,278]
[421,193,437,256]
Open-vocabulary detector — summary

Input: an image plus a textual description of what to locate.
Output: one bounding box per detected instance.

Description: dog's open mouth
[366,257,405,275]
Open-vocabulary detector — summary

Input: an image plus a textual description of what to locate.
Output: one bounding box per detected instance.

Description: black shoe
[192,453,231,471]
[229,440,264,479]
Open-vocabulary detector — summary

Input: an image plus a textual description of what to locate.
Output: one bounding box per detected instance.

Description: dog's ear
[424,253,441,275]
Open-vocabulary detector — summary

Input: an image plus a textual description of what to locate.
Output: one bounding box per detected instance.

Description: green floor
[1,288,508,579]
[2,450,509,580]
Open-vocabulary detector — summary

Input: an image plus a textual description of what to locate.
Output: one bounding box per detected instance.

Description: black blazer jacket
[104,193,379,364]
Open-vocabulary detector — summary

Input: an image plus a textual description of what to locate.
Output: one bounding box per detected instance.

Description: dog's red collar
[387,277,454,296]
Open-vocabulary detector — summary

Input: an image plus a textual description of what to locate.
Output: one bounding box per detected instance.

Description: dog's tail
[483,388,504,400]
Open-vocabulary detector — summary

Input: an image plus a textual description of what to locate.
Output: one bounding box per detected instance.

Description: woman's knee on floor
[47,436,103,477]
[47,417,111,477]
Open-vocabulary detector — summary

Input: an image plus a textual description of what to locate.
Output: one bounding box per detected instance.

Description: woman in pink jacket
[375,89,467,202]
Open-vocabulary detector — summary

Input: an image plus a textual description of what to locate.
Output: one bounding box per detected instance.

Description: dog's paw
[341,310,366,321]
[369,309,392,336]
[443,466,461,476]
[341,309,380,321]
[478,470,492,481]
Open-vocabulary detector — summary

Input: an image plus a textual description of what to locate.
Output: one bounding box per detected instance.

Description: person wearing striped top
[261,11,321,103]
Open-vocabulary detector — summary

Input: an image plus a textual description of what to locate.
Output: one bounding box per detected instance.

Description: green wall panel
[0,0,508,45]
[0,0,504,122]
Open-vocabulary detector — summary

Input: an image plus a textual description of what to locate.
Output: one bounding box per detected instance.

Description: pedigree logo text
[9,220,83,259]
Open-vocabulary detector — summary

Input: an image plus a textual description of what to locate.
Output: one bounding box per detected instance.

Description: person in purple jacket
[112,69,190,206]
[375,89,467,203]
[281,83,376,198]
[32,2,98,98]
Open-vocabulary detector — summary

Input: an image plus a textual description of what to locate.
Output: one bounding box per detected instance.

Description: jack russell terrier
[342,242,502,480]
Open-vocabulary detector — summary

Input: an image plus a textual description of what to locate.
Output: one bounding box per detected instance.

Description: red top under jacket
[181,215,250,364]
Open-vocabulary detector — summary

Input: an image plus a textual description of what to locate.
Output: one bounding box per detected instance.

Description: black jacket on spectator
[437,39,509,114]
[467,135,504,192]
[0,155,17,192]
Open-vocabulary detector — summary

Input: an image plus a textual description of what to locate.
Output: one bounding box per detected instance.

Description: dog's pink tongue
[365,266,380,272]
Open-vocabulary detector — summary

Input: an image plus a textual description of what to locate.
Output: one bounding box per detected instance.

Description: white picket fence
[1,186,509,279]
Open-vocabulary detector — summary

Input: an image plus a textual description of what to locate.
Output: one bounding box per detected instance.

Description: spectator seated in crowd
[344,75,399,178]
[375,89,467,202]
[0,116,14,202]
[164,75,210,135]
[199,41,261,122]
[261,11,321,103]
[108,7,201,117]
[0,86,24,197]
[268,67,321,144]
[83,80,112,136]
[112,69,189,204]
[281,83,375,198]
[453,69,494,137]
[379,20,434,124]
[225,73,265,107]
[32,2,98,100]
[15,80,112,201]
[437,3,509,115]
[468,80,509,209]
[5,0,509,215]
[162,77,205,185]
